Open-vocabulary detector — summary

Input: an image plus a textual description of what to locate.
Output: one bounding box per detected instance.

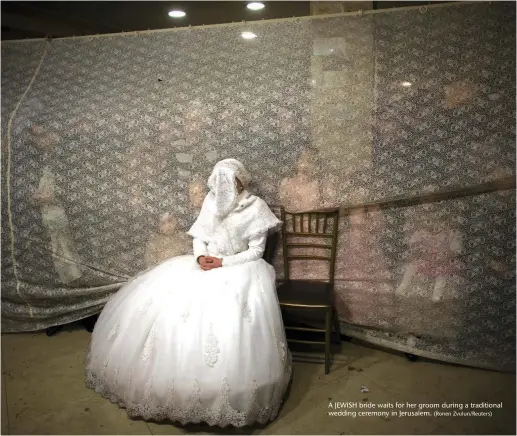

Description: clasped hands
[198,256,223,271]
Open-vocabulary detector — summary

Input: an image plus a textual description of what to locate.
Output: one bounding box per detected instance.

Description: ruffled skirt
[85,255,292,427]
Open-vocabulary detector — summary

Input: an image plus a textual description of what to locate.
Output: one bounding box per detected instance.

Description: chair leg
[325,308,332,374]
[333,308,341,344]
[46,325,63,336]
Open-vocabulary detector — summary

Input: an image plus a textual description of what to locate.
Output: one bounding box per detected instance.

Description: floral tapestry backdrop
[1,2,515,371]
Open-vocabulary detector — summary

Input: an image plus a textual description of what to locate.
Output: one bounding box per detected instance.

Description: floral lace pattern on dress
[243,302,252,323]
[107,321,118,341]
[204,323,220,367]
[141,323,156,362]
[85,347,292,427]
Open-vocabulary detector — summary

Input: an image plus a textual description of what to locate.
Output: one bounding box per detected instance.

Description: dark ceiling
[1,1,451,41]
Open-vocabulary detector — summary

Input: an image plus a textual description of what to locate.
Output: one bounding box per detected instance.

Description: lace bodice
[193,232,267,266]
[188,190,281,266]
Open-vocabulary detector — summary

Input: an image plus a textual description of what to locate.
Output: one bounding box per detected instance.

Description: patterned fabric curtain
[2,2,515,371]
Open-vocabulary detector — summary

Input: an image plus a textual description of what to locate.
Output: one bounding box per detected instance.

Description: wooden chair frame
[277,207,341,374]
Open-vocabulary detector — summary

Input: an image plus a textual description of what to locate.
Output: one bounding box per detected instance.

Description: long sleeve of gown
[222,232,267,267]
[193,238,208,260]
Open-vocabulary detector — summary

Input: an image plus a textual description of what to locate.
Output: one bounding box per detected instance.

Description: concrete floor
[1,326,515,435]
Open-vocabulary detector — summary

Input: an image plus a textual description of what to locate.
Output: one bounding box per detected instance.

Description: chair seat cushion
[276,280,333,307]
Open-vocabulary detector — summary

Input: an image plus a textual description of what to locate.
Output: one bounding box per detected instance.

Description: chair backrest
[280,207,340,284]
[263,231,279,265]
[262,204,283,265]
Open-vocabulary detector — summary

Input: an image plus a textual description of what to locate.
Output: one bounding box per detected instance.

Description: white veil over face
[207,159,251,217]
[188,158,281,244]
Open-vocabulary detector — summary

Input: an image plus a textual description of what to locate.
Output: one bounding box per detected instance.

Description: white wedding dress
[85,191,292,427]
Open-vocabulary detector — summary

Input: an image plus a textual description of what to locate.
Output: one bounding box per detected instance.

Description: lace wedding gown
[85,193,292,427]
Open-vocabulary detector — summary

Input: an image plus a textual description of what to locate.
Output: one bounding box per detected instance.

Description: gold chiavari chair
[277,207,341,374]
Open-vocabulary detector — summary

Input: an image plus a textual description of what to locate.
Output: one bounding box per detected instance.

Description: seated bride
[85,159,292,427]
